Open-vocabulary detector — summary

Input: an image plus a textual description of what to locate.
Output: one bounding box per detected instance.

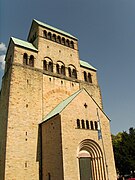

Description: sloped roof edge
[42,89,83,122]
[80,60,97,71]
[84,88,110,121]
[33,19,77,40]
[11,37,38,52]
[41,88,110,123]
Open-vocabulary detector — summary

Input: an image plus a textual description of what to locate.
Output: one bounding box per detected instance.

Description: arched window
[70,41,74,49]
[90,121,94,130]
[66,39,70,47]
[52,34,56,42]
[86,120,89,129]
[61,65,65,75]
[68,67,71,77]
[77,119,80,128]
[44,30,47,38]
[29,55,34,67]
[47,32,52,40]
[23,53,28,65]
[72,69,77,79]
[62,37,65,45]
[43,60,47,71]
[84,71,87,82]
[56,64,60,74]
[57,36,61,43]
[81,120,85,129]
[88,73,92,83]
[95,121,98,130]
[48,61,53,72]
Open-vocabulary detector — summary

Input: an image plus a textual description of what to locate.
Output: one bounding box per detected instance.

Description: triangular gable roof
[42,89,83,122]
[11,37,38,52]
[80,60,97,71]
[42,88,110,123]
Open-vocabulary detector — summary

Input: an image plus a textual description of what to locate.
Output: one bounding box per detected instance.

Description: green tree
[112,127,135,177]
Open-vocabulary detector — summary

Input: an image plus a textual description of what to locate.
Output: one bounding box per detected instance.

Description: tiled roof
[42,89,82,122]
[11,37,38,51]
[80,60,97,71]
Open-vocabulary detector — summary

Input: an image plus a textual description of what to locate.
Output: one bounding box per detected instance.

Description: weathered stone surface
[0,20,116,180]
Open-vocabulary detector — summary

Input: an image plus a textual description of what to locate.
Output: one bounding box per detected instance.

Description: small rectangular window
[86,120,89,129]
[81,120,85,129]
[77,119,80,128]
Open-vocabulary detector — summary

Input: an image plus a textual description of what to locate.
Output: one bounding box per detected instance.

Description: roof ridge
[33,19,77,40]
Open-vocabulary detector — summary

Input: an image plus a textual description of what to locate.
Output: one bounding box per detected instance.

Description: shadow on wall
[36,125,42,180]
[0,67,12,180]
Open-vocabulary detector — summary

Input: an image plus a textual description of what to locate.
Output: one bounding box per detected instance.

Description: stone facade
[0,19,116,179]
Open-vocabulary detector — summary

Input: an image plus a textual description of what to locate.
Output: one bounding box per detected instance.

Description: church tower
[0,19,116,180]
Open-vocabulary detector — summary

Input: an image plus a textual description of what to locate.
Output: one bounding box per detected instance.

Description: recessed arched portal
[77,139,107,180]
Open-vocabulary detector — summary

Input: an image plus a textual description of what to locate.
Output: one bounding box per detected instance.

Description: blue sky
[0,0,135,134]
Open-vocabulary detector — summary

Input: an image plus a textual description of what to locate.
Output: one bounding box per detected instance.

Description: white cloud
[0,42,6,70]
[0,54,5,70]
[0,43,7,52]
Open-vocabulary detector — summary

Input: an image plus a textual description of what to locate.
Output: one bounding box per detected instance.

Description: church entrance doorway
[77,139,107,180]
[79,156,93,180]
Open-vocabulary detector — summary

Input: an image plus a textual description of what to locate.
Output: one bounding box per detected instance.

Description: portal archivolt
[77,139,107,180]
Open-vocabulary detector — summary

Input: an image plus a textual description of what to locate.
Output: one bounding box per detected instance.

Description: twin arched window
[68,66,77,79]
[43,59,77,79]
[84,71,92,83]
[56,62,65,75]
[23,53,34,67]
[43,58,53,72]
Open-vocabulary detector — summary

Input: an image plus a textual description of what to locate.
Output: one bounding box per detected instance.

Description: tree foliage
[112,127,135,177]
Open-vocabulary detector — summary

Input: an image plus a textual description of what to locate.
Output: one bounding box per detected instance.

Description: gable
[62,89,109,121]
[42,89,82,122]
[42,88,109,123]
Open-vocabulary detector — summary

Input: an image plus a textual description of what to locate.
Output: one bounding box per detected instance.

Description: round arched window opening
[29,55,34,67]
[23,53,28,65]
